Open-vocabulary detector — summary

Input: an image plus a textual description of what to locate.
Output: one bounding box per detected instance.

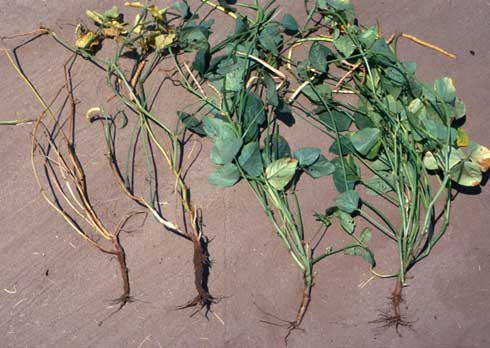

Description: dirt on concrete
[1,1,489,347]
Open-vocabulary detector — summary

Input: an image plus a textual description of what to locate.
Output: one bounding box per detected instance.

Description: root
[284,284,311,344]
[258,275,313,345]
[370,278,415,336]
[175,235,217,317]
[112,237,133,311]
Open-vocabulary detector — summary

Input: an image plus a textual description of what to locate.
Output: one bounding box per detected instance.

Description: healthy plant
[172,0,489,335]
[281,0,490,330]
[170,0,375,339]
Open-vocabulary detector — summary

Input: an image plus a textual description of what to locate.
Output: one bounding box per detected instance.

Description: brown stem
[392,277,402,319]
[176,233,215,316]
[284,272,313,344]
[113,238,131,309]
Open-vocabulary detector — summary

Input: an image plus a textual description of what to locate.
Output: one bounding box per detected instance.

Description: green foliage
[265,158,298,190]
[309,42,332,73]
[294,147,321,167]
[335,190,360,213]
[282,14,299,34]
[208,163,241,187]
[178,111,205,136]
[238,142,263,177]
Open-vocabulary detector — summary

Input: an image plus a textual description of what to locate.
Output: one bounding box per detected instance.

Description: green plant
[171,0,374,339]
[283,0,490,329]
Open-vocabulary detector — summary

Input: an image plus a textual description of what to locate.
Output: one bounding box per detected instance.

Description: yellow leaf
[133,14,143,34]
[148,5,168,21]
[86,10,104,24]
[103,27,121,38]
[154,33,175,50]
[86,107,102,120]
[75,31,99,49]
[470,144,490,172]
[456,128,469,147]
[124,2,145,8]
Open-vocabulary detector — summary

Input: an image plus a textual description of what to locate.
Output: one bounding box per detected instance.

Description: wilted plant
[6,1,221,313]
[2,51,143,310]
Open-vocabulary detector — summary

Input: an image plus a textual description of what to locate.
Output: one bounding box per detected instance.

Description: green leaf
[329,135,355,155]
[335,190,360,213]
[334,35,356,57]
[453,98,466,119]
[335,210,355,234]
[332,155,360,192]
[179,26,209,51]
[294,147,321,167]
[265,158,298,190]
[384,66,406,87]
[365,172,394,196]
[203,117,243,164]
[177,111,205,136]
[238,142,263,177]
[208,163,240,187]
[263,73,279,107]
[422,118,447,140]
[434,77,456,104]
[368,38,396,66]
[302,83,332,103]
[423,151,439,171]
[350,128,381,157]
[173,1,190,18]
[358,25,378,48]
[282,14,299,34]
[216,58,247,92]
[318,109,352,132]
[359,227,372,244]
[234,18,248,34]
[306,155,336,178]
[309,42,332,73]
[450,160,482,187]
[193,48,210,75]
[344,228,375,267]
[104,6,119,19]
[202,116,232,139]
[211,136,243,165]
[263,134,291,163]
[259,25,283,55]
[242,91,266,126]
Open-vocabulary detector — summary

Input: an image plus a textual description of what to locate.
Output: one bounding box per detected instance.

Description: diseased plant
[3,2,220,314]
[2,51,144,311]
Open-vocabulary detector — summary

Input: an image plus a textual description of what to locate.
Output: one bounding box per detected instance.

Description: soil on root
[370,278,415,336]
[175,235,217,317]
